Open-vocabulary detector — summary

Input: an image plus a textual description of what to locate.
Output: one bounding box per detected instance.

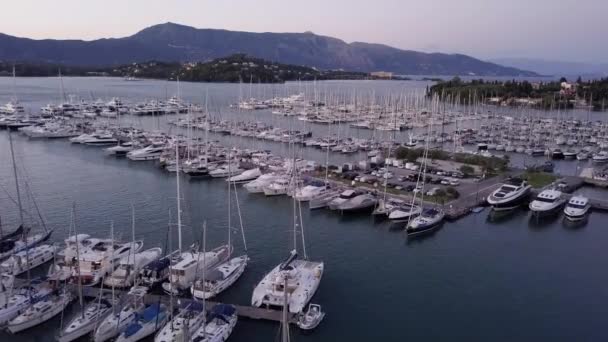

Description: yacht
[328,189,359,210]
[564,196,591,221]
[592,151,608,163]
[103,247,162,288]
[115,303,169,342]
[243,173,279,193]
[6,289,73,333]
[189,304,238,342]
[191,255,249,300]
[388,203,423,222]
[406,208,445,235]
[154,302,205,342]
[251,250,324,313]
[486,178,532,211]
[209,164,243,178]
[335,193,378,213]
[73,239,144,286]
[308,189,341,210]
[57,295,114,342]
[82,134,118,146]
[127,145,165,161]
[293,185,329,202]
[263,178,291,196]
[161,245,231,295]
[227,168,261,183]
[138,250,181,288]
[105,142,135,156]
[529,189,566,217]
[0,244,55,276]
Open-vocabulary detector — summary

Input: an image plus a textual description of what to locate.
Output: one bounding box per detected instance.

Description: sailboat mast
[8,131,24,226]
[227,152,232,254]
[175,141,183,251]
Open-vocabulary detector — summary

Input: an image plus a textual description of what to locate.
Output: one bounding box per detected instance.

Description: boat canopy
[144,257,170,271]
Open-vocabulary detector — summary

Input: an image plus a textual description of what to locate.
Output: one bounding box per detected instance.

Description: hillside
[0,23,536,76]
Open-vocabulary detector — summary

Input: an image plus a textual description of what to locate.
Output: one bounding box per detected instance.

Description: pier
[77,286,298,324]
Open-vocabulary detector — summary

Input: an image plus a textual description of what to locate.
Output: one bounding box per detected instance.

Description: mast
[8,131,24,227]
[175,141,183,251]
[227,151,232,255]
[72,204,84,317]
[281,276,290,342]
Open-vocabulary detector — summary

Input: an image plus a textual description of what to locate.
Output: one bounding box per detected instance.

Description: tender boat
[406,208,445,235]
[564,195,591,221]
[191,255,249,300]
[529,189,566,217]
[251,250,323,313]
[296,304,325,330]
[486,178,532,211]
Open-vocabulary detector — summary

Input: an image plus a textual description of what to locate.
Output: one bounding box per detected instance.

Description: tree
[446,186,460,199]
[459,165,475,176]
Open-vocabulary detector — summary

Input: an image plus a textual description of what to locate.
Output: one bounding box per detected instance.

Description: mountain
[489,58,608,78]
[0,22,537,76]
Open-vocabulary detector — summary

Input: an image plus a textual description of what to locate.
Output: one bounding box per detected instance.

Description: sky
[1,0,606,63]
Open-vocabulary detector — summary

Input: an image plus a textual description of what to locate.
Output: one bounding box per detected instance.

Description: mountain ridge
[0,22,537,76]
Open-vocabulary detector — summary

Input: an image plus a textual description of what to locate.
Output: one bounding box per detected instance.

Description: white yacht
[592,151,608,163]
[335,193,378,213]
[189,304,237,342]
[529,189,566,216]
[0,244,55,276]
[486,178,532,211]
[293,185,328,202]
[328,190,358,210]
[82,134,118,146]
[406,208,445,235]
[251,250,324,313]
[263,178,291,196]
[244,173,279,193]
[308,189,341,210]
[227,168,261,183]
[154,302,205,342]
[161,245,231,295]
[73,240,144,286]
[564,196,591,221]
[103,247,162,288]
[6,289,73,333]
[57,295,114,342]
[105,142,135,156]
[388,203,423,222]
[127,145,165,161]
[209,164,243,178]
[191,255,249,300]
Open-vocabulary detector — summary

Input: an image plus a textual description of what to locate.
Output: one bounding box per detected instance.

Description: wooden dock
[77,286,297,323]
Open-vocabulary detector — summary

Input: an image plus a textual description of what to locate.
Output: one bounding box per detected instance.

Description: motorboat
[6,289,73,333]
[308,189,341,210]
[296,304,325,330]
[327,189,359,210]
[293,184,329,202]
[209,164,243,178]
[115,303,169,342]
[592,151,608,163]
[263,178,291,196]
[243,173,279,193]
[564,195,591,221]
[529,189,566,217]
[154,301,205,342]
[82,134,118,146]
[227,168,261,183]
[486,178,531,211]
[73,240,144,286]
[252,250,323,313]
[105,142,135,156]
[103,247,162,288]
[191,255,249,300]
[127,145,165,161]
[189,304,238,342]
[406,208,445,235]
[0,243,55,276]
[161,245,231,295]
[56,295,114,342]
[335,193,378,213]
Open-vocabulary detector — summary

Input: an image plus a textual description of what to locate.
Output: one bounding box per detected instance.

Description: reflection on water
[486,206,525,223]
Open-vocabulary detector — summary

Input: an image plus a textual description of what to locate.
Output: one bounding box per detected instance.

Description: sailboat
[6,285,74,333]
[192,162,249,300]
[94,284,146,342]
[161,143,231,296]
[0,278,53,325]
[251,143,324,314]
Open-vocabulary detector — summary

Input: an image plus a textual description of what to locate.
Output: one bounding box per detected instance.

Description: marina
[1,77,608,342]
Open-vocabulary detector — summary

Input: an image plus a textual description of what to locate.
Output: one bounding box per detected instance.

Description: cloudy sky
[2,0,606,63]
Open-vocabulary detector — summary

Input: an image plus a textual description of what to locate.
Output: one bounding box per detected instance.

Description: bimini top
[144,256,171,272]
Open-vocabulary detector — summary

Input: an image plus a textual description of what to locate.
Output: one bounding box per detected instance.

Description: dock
[77,285,298,323]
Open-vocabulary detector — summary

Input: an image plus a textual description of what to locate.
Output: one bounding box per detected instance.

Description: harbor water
[1,78,608,341]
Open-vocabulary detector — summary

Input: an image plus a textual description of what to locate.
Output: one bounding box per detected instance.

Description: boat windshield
[568,203,587,209]
[535,197,557,203]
